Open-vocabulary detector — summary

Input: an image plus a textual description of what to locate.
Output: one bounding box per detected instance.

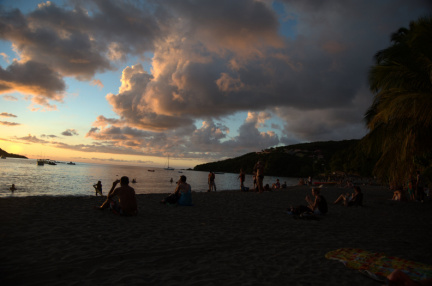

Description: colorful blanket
[325,248,432,282]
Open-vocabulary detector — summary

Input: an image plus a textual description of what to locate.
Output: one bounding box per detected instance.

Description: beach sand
[1,185,431,285]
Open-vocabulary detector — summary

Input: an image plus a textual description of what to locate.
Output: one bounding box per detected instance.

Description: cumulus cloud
[61,129,79,136]
[0,0,429,161]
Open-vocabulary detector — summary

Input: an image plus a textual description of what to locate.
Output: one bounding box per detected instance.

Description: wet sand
[1,185,431,285]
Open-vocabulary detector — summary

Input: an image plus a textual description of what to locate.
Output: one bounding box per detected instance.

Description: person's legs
[333,194,346,204]
[258,176,264,193]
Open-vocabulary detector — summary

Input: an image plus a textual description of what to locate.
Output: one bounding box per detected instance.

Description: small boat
[148,170,155,172]
[47,160,57,165]
[1,155,6,159]
[67,162,76,165]
[37,159,45,166]
[164,156,174,170]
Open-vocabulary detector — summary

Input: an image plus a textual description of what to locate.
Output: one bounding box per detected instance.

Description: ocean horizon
[1,158,299,197]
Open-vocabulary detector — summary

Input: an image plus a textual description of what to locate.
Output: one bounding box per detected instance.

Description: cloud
[61,129,79,136]
[0,121,20,126]
[0,112,17,117]
[2,95,18,101]
[0,60,65,106]
[0,0,429,161]
[41,134,59,139]
[0,52,10,63]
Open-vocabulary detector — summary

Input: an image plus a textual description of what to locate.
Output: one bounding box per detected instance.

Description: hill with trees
[0,148,28,159]
[194,139,379,178]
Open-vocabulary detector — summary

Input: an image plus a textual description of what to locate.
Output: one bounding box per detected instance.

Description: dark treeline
[193,139,379,178]
[0,148,27,159]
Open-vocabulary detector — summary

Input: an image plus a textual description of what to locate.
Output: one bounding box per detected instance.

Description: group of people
[392,170,428,202]
[94,174,194,216]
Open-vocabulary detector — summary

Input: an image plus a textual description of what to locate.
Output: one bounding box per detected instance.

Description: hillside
[193,139,378,178]
[0,148,28,159]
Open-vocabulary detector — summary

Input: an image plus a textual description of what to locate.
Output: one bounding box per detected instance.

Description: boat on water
[148,170,155,172]
[1,155,6,159]
[164,156,174,170]
[37,159,45,166]
[67,162,76,165]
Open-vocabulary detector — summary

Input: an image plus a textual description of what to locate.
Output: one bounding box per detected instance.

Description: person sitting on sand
[272,179,280,189]
[333,186,363,206]
[10,184,16,193]
[93,180,103,196]
[95,176,137,216]
[392,187,407,201]
[161,175,192,205]
[305,188,328,214]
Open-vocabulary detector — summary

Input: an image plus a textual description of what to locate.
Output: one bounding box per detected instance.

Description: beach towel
[325,248,432,282]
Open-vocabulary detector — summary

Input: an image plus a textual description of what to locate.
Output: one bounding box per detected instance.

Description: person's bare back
[111,185,137,216]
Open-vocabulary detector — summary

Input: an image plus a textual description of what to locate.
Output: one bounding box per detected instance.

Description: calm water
[0,158,299,197]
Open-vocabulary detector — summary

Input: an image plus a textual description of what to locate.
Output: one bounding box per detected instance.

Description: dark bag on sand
[164,193,179,204]
[290,205,311,215]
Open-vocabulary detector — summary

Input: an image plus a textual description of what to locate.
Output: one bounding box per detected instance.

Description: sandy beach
[1,185,431,285]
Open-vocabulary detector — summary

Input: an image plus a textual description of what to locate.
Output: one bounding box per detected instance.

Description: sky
[0,0,430,168]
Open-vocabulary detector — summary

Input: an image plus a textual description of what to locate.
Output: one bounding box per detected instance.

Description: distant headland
[0,148,28,159]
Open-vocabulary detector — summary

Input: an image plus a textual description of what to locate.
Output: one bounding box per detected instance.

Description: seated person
[334,186,363,206]
[161,175,192,206]
[392,187,407,201]
[305,188,328,214]
[287,188,328,216]
[281,181,287,188]
[95,176,137,216]
[272,179,281,189]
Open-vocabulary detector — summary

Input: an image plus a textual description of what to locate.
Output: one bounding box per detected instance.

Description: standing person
[95,176,137,216]
[93,180,103,196]
[406,175,415,201]
[238,168,245,191]
[10,184,16,193]
[254,161,265,193]
[208,171,216,192]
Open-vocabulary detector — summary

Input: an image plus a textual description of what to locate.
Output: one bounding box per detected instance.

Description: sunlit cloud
[0,0,428,162]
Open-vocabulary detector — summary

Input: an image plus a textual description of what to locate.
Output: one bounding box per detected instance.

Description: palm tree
[363,15,432,185]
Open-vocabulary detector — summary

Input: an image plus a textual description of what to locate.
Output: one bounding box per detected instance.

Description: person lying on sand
[95,176,137,216]
[334,186,363,206]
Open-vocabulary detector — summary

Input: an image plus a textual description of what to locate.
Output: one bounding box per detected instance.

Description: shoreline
[1,185,431,285]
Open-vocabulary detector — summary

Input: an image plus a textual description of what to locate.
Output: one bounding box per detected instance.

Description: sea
[0,158,299,197]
